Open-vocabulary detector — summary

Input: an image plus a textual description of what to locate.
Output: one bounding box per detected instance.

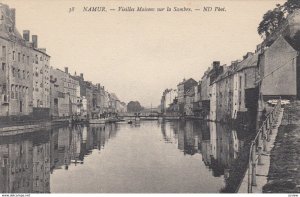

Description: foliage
[257,0,300,38]
[283,0,300,14]
[127,101,144,113]
[258,6,286,38]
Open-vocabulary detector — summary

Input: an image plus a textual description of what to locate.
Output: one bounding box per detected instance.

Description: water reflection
[0,121,249,193]
[162,121,247,178]
[0,131,50,193]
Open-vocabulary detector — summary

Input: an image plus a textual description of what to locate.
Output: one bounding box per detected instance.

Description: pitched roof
[236,53,259,72]
[177,78,197,86]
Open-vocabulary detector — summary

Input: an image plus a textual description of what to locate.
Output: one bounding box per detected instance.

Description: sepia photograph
[0,0,299,194]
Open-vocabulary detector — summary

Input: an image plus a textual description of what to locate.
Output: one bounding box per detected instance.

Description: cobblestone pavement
[263,101,300,193]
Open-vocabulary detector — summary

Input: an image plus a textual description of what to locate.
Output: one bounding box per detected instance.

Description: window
[22,54,25,63]
[35,55,38,64]
[12,51,15,60]
[18,53,20,62]
[239,76,242,89]
[12,67,15,77]
[11,85,14,99]
[15,86,18,99]
[27,56,29,64]
[18,69,21,78]
[23,70,25,79]
[2,63,5,71]
[2,46,6,58]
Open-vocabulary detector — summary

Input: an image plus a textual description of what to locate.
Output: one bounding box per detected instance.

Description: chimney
[212,61,220,69]
[64,67,68,74]
[80,73,84,80]
[97,83,101,90]
[23,30,30,42]
[10,8,15,30]
[231,60,239,69]
[243,52,253,60]
[32,35,38,48]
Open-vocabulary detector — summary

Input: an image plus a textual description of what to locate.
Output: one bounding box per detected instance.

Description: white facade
[209,83,217,121]
[165,89,177,109]
[194,85,200,102]
[232,73,239,119]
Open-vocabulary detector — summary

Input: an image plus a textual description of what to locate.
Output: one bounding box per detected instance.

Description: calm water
[0,120,250,193]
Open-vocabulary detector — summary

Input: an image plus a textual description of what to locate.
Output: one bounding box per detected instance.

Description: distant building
[49,68,71,117]
[63,67,80,116]
[192,82,202,116]
[177,78,197,115]
[161,88,177,114]
[208,62,225,121]
[232,52,259,124]
[184,87,195,116]
[211,64,235,122]
[200,62,224,119]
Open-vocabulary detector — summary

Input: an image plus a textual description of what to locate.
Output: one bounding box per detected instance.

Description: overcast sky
[2,0,284,107]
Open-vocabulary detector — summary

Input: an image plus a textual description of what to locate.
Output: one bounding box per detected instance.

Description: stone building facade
[259,36,300,99]
[177,78,197,115]
[63,67,80,115]
[0,4,50,117]
[32,48,50,109]
[49,68,70,117]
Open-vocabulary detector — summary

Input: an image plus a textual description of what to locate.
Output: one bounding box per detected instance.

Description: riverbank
[262,101,300,193]
[238,105,284,193]
[0,119,69,136]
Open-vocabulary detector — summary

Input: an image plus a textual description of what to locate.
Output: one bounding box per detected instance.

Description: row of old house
[0,3,126,121]
[161,9,300,124]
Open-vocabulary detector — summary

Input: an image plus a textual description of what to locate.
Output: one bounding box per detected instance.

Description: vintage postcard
[0,0,299,195]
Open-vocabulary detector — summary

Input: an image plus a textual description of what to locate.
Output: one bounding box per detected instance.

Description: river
[0,120,251,193]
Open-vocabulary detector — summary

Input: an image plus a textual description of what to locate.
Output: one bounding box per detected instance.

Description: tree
[127,101,144,113]
[257,6,285,38]
[257,0,300,38]
[283,0,300,14]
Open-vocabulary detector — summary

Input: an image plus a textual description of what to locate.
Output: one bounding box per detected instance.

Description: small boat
[128,121,133,124]
[89,118,106,124]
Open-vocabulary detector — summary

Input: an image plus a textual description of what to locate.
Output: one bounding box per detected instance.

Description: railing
[247,99,282,193]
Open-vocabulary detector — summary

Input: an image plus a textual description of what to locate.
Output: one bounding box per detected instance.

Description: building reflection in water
[0,121,248,193]
[0,131,50,193]
[162,120,247,179]
[0,123,119,193]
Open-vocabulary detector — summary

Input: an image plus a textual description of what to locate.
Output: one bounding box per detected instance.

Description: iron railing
[247,99,282,193]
